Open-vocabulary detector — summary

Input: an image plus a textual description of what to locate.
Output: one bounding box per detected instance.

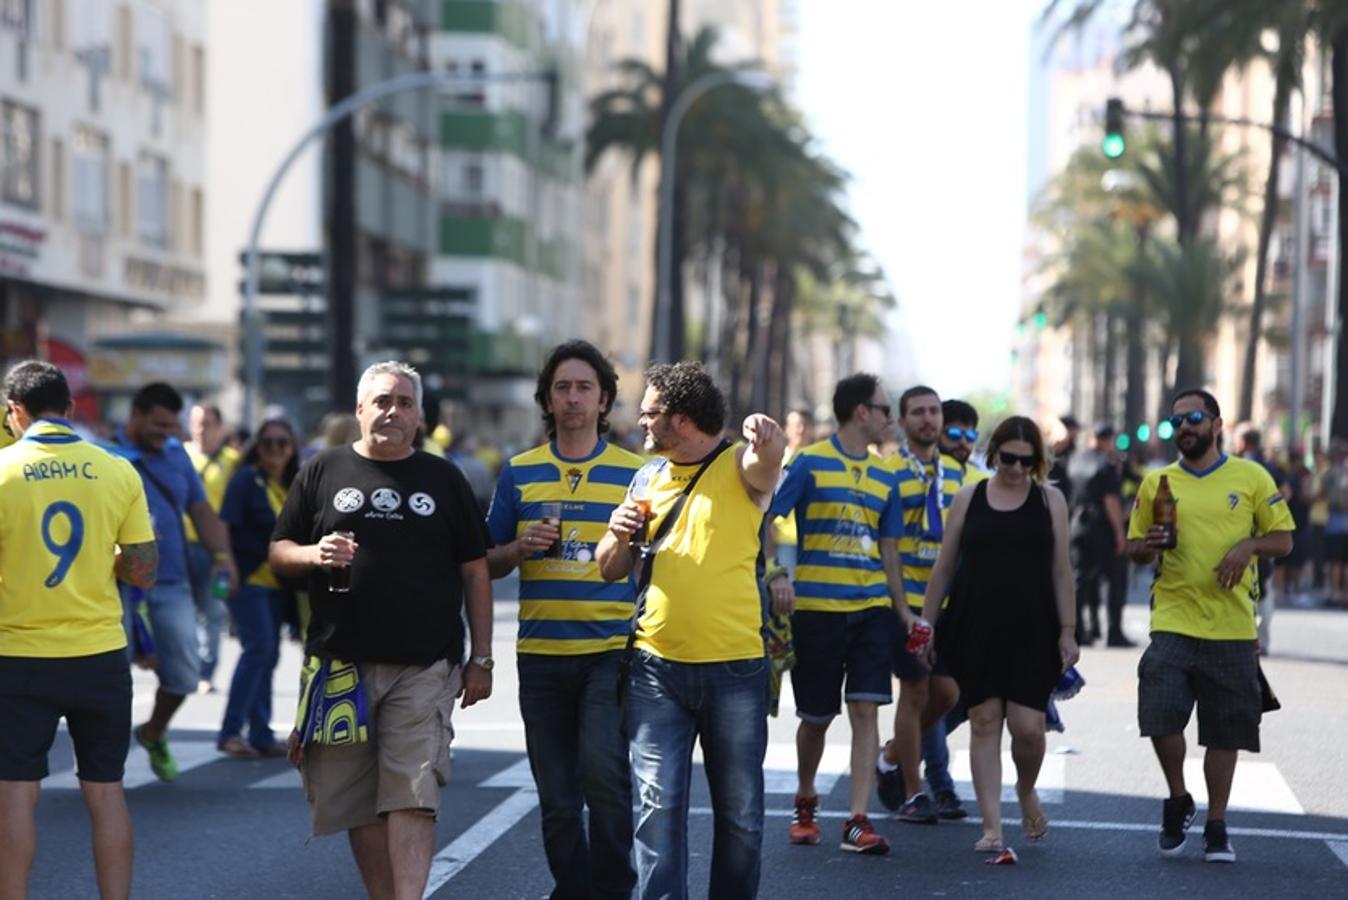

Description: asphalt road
[27,575,1348,898]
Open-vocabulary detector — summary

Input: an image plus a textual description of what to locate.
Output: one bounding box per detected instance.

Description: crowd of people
[0,345,1300,899]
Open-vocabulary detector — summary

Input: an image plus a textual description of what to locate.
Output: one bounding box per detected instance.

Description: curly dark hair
[645,362,726,437]
[3,361,70,417]
[534,340,619,438]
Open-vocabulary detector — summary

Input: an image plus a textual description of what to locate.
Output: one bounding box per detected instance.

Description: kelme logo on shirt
[333,488,365,513]
[567,467,583,493]
[1228,492,1239,511]
[371,488,401,512]
[409,492,436,516]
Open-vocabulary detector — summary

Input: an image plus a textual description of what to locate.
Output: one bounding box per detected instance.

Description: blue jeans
[519,651,635,900]
[122,581,200,696]
[218,585,284,749]
[628,651,767,900]
[187,542,229,684]
[922,717,954,794]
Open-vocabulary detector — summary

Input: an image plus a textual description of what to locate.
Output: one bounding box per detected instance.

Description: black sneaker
[897,792,938,824]
[1203,819,1236,863]
[1158,793,1196,856]
[932,789,968,820]
[875,752,905,812]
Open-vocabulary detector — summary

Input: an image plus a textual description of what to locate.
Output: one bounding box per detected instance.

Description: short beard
[941,442,969,463]
[1178,431,1214,461]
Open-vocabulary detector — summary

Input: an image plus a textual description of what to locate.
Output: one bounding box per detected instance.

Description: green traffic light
[1156,420,1175,441]
[1033,312,1048,329]
[1115,434,1131,452]
[1102,133,1126,159]
[1136,423,1152,442]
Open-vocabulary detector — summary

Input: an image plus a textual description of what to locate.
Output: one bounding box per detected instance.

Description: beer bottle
[1153,474,1177,549]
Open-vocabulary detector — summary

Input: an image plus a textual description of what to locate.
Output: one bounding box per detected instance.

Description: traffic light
[1115,433,1131,452]
[1136,422,1151,443]
[1103,98,1126,159]
[1157,419,1175,441]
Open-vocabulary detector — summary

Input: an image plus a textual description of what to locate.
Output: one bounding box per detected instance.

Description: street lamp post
[240,68,554,426]
[652,69,773,364]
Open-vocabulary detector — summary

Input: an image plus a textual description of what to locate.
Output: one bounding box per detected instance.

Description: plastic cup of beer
[330,530,355,593]
[540,502,563,558]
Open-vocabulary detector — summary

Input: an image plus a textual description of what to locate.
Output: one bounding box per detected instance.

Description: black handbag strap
[133,458,193,576]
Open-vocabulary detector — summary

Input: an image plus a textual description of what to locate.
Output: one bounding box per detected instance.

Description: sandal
[1022,813,1049,842]
[974,834,1004,853]
[218,736,260,759]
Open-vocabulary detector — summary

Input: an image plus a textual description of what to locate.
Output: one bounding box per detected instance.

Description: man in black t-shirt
[1068,423,1131,647]
[270,361,492,900]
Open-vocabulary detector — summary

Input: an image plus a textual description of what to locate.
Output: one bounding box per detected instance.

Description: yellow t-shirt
[185,444,240,542]
[247,478,289,589]
[1127,455,1294,640]
[635,443,765,663]
[0,419,155,657]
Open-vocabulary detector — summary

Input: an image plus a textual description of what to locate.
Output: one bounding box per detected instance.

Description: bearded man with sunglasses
[1127,389,1293,864]
[938,399,987,486]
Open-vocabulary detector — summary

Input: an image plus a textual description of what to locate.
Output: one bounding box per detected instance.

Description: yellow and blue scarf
[294,656,370,747]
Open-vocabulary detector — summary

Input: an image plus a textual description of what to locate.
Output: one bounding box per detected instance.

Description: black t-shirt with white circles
[273,445,487,666]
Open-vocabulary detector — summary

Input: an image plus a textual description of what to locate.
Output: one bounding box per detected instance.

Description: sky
[795,0,1045,399]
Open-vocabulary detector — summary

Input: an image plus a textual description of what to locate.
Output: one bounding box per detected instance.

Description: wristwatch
[469,655,495,672]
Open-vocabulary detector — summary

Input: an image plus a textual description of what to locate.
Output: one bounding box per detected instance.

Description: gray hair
[356,361,423,410]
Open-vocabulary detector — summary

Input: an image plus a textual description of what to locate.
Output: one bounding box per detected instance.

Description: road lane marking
[1183,759,1304,815]
[251,769,301,789]
[45,740,221,790]
[423,788,538,898]
[948,750,1065,804]
[690,807,1348,843]
[1327,840,1348,869]
[479,758,534,788]
[761,742,847,795]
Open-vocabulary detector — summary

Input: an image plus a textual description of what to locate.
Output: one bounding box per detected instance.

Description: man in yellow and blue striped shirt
[879,386,968,824]
[767,373,904,855]
[485,341,641,898]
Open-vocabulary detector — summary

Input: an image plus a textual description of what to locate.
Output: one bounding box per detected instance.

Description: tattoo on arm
[116,542,159,589]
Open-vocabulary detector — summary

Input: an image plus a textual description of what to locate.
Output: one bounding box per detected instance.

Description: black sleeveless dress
[934,480,1061,711]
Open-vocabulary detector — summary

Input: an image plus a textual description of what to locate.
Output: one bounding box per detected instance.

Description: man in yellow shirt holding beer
[597,362,785,899]
[0,361,158,900]
[1127,388,1293,864]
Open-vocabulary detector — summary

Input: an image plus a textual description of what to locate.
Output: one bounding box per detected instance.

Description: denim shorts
[790,606,895,722]
[122,581,201,696]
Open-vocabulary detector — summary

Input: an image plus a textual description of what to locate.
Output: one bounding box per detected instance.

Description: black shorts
[790,606,896,722]
[0,650,132,782]
[1137,632,1261,752]
[1325,532,1348,563]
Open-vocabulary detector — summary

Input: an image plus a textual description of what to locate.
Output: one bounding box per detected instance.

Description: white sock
[876,751,898,774]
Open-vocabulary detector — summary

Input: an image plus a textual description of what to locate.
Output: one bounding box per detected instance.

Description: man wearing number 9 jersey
[0,361,158,900]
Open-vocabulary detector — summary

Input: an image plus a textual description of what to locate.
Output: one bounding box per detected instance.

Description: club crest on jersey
[851,466,862,484]
[566,467,583,493]
[1228,492,1239,511]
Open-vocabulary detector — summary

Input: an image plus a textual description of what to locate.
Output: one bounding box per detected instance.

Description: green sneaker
[134,724,178,782]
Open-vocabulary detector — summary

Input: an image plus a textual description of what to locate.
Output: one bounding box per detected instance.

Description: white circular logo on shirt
[333,488,365,513]
[860,535,874,553]
[371,488,402,512]
[576,548,593,563]
[409,492,436,516]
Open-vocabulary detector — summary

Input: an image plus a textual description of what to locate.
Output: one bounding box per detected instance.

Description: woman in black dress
[920,416,1079,852]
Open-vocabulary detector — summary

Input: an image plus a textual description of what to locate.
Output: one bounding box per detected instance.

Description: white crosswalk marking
[1184,759,1304,815]
[251,768,302,790]
[1326,840,1348,869]
[947,750,1066,804]
[423,788,538,899]
[760,742,847,795]
[44,740,221,790]
[479,757,535,788]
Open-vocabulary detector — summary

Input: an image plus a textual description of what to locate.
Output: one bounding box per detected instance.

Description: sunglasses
[998,450,1036,468]
[945,427,978,442]
[1167,410,1213,429]
[863,402,892,418]
[258,436,292,449]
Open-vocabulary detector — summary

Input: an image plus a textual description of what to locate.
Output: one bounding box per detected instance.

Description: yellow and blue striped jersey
[487,439,643,655]
[769,437,902,613]
[895,447,966,610]
[0,419,154,657]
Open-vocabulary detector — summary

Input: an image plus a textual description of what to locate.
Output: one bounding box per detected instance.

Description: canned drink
[906,618,933,656]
